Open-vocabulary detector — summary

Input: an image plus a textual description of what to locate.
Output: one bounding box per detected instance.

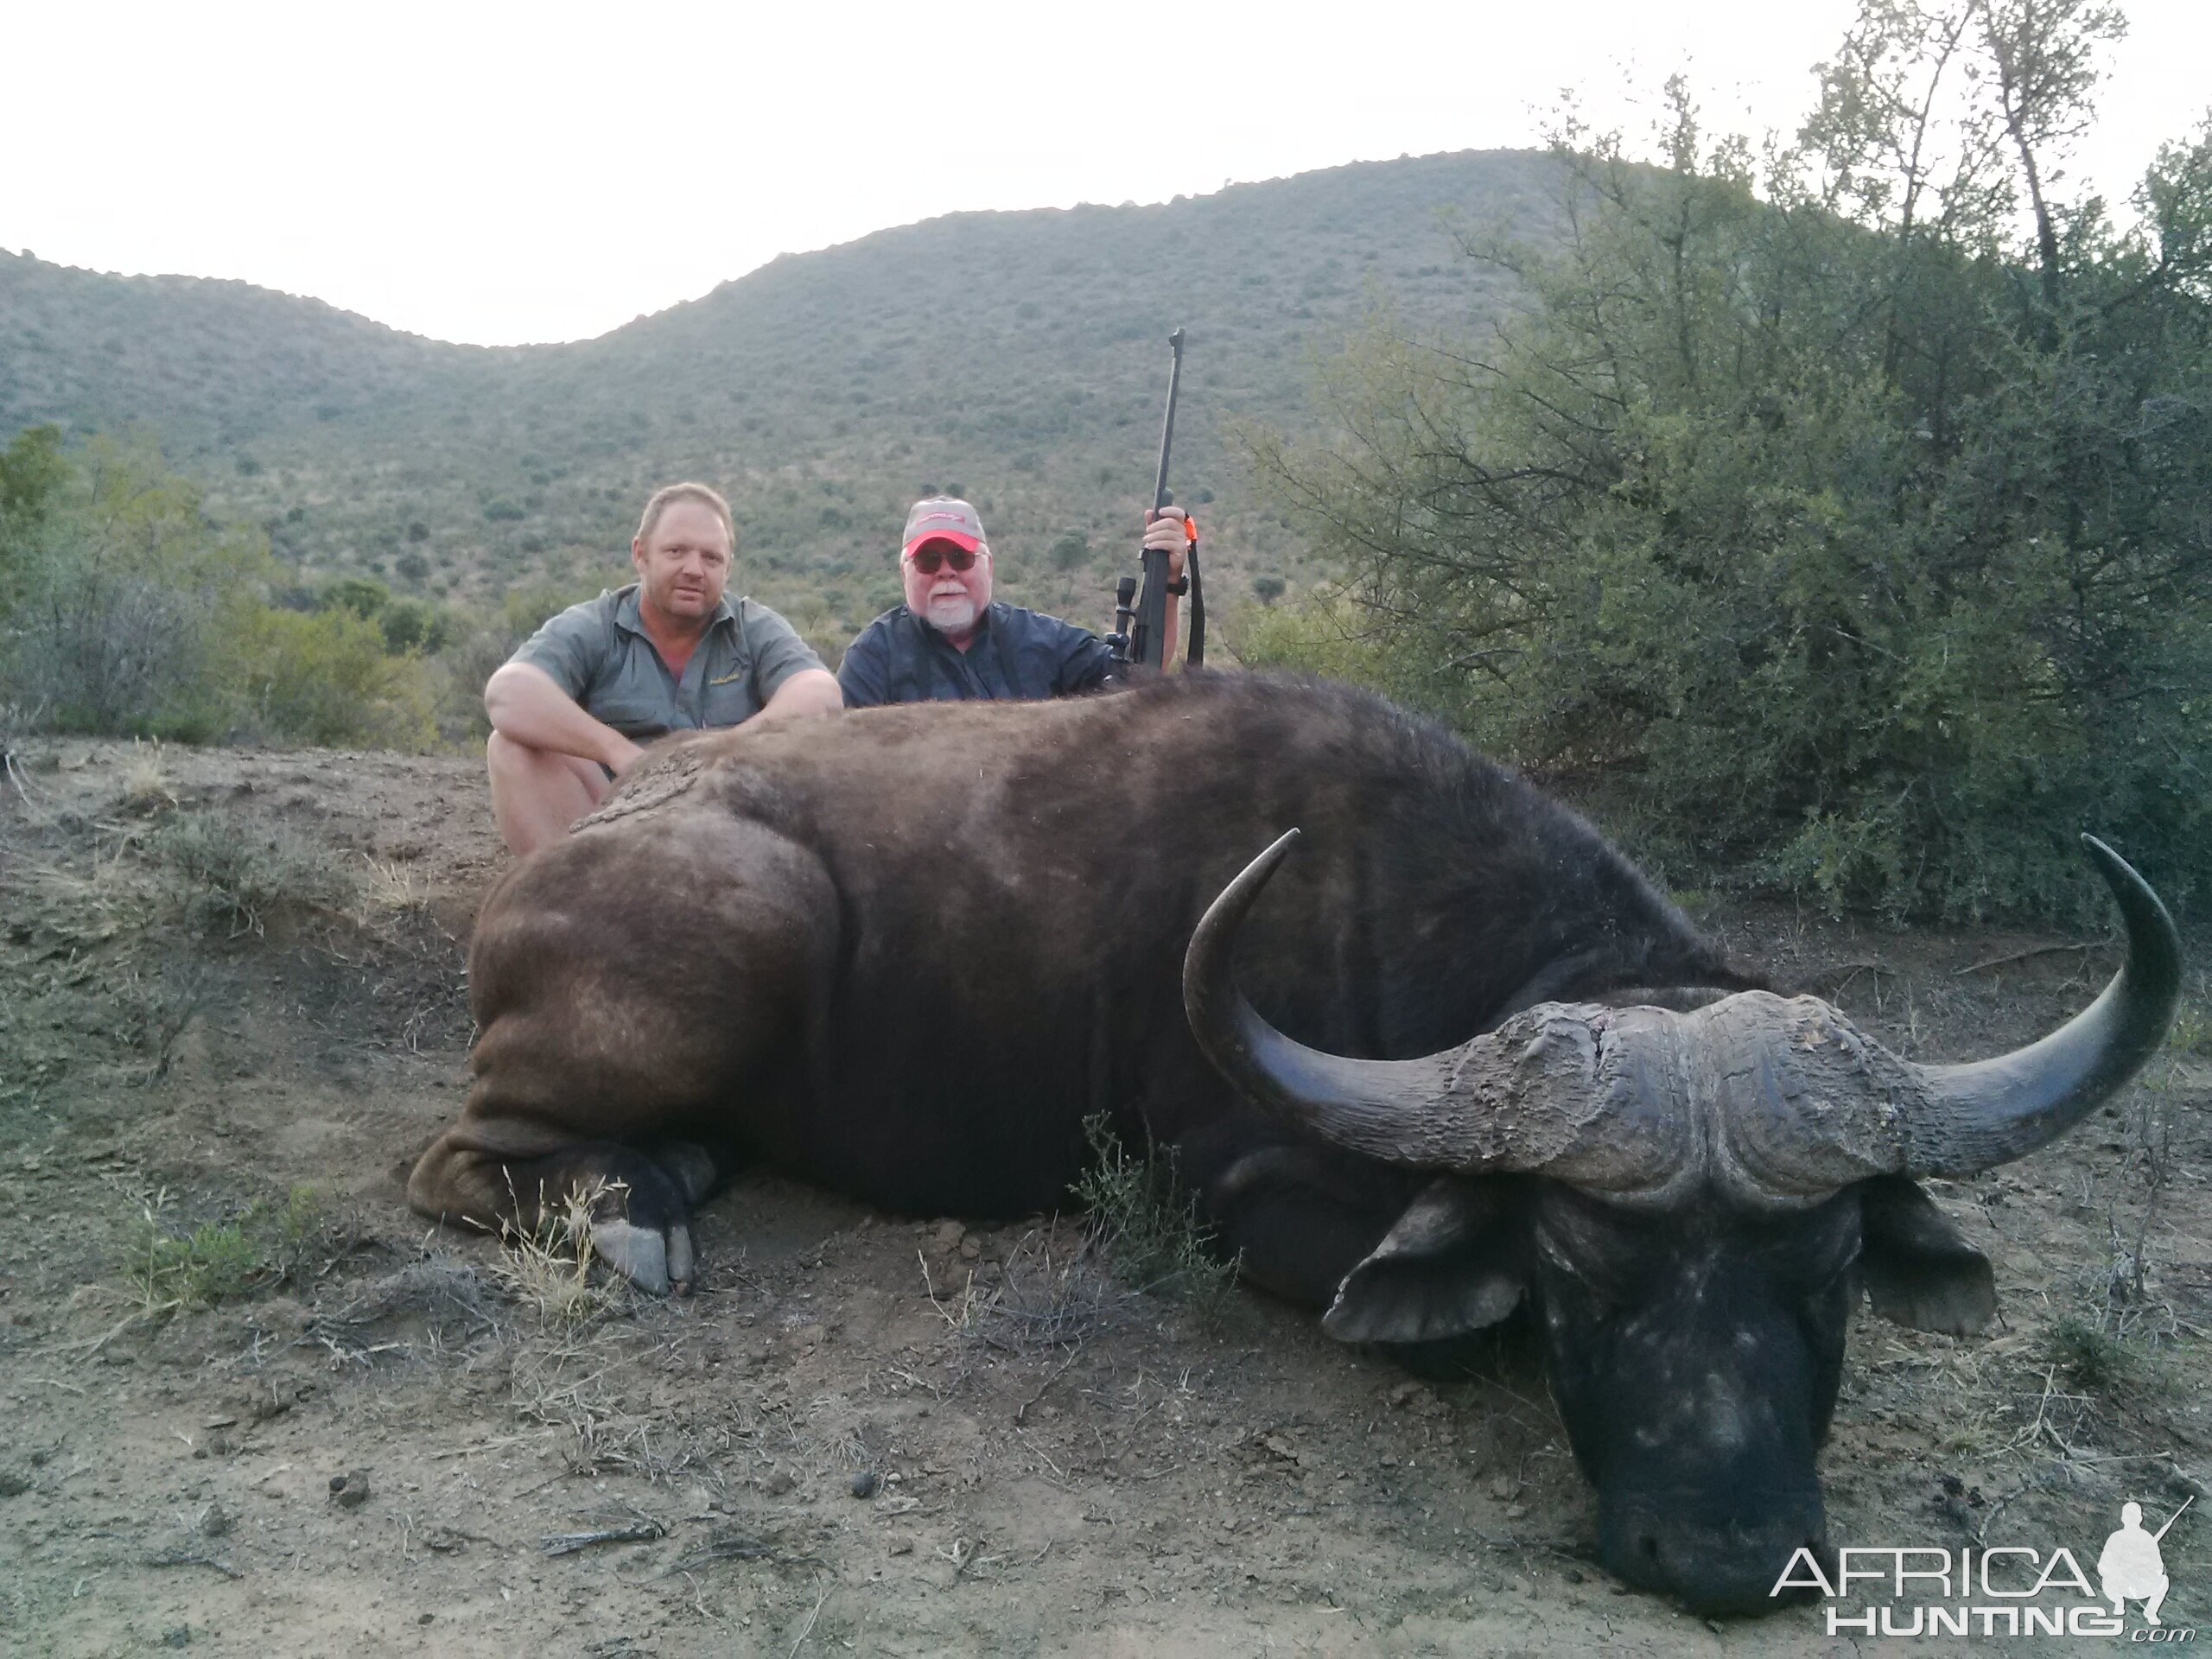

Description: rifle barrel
[1151,327,1185,513]
[2152,1494,2194,1542]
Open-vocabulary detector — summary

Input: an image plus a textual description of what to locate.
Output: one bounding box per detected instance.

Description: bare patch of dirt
[2,735,2207,1655]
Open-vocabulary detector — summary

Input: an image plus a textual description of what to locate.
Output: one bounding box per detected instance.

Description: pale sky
[7,0,2207,346]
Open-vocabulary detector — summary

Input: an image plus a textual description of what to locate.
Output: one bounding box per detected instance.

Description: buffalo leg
[409,810,836,1292]
[410,1127,701,1292]
[1177,1122,1414,1311]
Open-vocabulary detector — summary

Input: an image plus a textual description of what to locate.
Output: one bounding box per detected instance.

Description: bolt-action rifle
[1108,328,1204,670]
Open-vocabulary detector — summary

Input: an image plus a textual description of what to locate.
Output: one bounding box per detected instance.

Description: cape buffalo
[410,671,2180,1615]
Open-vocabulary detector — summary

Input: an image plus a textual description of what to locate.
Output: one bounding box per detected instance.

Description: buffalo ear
[1324,1176,1524,1344]
[1859,1175,1997,1337]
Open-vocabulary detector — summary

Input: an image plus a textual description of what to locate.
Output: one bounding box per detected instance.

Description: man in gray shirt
[485,482,842,855]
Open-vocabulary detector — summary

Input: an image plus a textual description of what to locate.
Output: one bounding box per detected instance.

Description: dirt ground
[2,735,2208,1657]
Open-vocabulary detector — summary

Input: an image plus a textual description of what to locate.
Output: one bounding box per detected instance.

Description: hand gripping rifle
[1108,328,1205,670]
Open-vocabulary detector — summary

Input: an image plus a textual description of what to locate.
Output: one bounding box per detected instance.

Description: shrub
[1252,48,2212,921]
[125,1185,322,1313]
[150,808,362,936]
[230,604,435,748]
[1074,1114,1237,1316]
[321,575,391,620]
[0,434,267,740]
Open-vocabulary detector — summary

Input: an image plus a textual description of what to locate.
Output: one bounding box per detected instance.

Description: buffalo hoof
[652,1141,723,1206]
[590,1217,696,1296]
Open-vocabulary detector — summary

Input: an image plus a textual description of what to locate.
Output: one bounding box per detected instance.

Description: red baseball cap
[901,495,985,557]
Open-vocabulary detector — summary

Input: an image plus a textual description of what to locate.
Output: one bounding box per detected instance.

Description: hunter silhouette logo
[2101,1497,2191,1627]
[1770,1492,2198,1637]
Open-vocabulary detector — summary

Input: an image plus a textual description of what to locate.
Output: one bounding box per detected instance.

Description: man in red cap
[836,494,1186,706]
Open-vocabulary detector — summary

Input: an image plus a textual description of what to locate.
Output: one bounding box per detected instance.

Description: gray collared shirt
[509,582,826,740]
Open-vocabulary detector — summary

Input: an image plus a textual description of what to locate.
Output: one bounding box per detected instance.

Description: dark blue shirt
[837,602,1116,708]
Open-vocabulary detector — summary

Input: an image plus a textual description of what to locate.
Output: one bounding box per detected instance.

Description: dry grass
[148,807,361,938]
[485,1179,624,1329]
[119,739,176,811]
[921,1219,1130,1356]
[113,960,208,1080]
[357,853,428,918]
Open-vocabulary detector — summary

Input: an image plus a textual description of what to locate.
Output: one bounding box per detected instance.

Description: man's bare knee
[487,734,606,856]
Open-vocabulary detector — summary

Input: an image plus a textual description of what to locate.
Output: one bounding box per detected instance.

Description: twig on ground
[143,1549,243,1579]
[542,1522,665,1555]
[665,1529,823,1573]
[1956,939,2105,976]
[1016,1344,1085,1427]
[787,1587,829,1656]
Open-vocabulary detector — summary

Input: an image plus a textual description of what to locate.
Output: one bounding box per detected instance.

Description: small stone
[199,1502,232,1538]
[245,1386,294,1424]
[160,1627,191,1649]
[887,1539,913,1556]
[930,1219,965,1255]
[330,1471,370,1508]
[763,1468,796,1497]
[0,1470,29,1498]
[957,1236,981,1262]
[849,1470,880,1499]
[417,1613,434,1626]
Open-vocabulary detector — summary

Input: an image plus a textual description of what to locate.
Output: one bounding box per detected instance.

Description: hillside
[1,151,1560,646]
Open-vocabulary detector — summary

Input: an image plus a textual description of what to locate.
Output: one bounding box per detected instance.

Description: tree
[0,424,69,620]
[0,435,270,737]
[1251,4,2212,918]
[0,435,437,747]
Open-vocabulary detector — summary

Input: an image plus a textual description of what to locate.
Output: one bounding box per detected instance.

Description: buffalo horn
[1182,830,1664,1184]
[1898,836,2182,1176]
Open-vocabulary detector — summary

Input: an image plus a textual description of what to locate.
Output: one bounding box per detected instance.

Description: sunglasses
[907,543,979,575]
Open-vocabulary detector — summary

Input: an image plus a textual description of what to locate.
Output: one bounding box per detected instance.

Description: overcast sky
[7,0,2206,346]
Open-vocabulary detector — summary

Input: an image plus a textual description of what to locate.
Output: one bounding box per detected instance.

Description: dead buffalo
[410,671,2180,1615]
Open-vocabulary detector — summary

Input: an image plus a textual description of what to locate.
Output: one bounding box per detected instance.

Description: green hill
[1,149,1560,645]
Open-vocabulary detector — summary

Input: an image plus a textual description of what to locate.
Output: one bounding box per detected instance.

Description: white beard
[924,592,979,633]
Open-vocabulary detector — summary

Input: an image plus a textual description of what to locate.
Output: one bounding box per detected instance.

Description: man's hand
[486,662,639,774]
[606,734,646,779]
[748,667,845,727]
[1143,506,1190,583]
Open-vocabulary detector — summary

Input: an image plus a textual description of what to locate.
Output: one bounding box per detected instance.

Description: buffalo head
[1184,831,2180,1616]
